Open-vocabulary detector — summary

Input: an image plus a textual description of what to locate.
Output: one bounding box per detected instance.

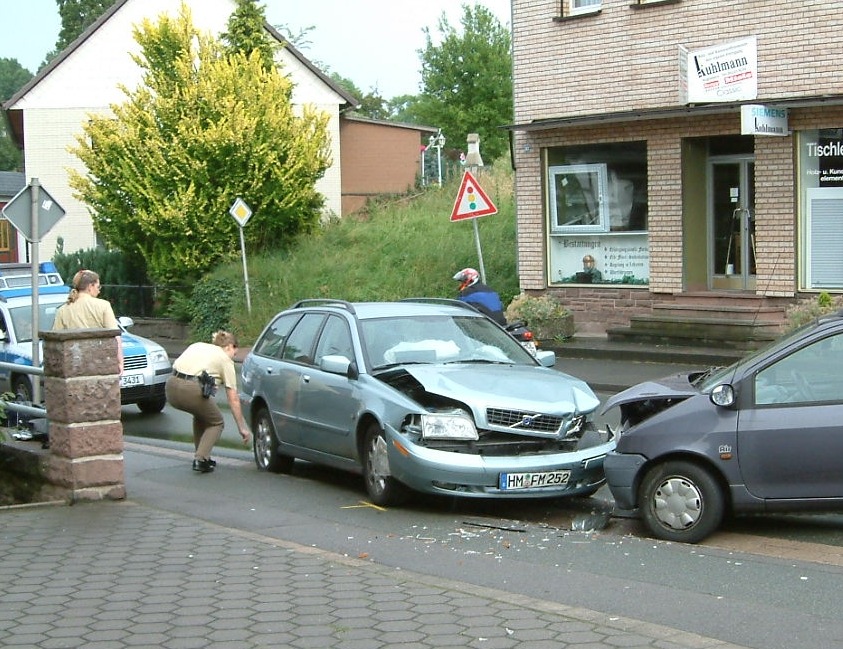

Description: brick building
[509,0,843,335]
[339,115,437,215]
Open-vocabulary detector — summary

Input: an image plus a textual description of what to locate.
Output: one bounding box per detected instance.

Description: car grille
[486,408,563,434]
[124,354,148,371]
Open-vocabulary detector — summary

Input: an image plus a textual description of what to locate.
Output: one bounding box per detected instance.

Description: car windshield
[696,318,823,392]
[9,303,62,343]
[361,315,536,369]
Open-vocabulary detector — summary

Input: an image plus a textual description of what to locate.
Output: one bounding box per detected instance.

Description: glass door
[710,158,755,290]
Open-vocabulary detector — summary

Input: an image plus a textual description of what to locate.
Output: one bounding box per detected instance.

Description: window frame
[548,163,610,234]
[570,0,601,16]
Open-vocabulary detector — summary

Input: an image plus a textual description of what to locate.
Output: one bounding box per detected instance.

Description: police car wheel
[12,375,32,403]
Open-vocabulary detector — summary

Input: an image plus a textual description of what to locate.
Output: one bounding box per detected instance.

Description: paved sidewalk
[0,498,747,649]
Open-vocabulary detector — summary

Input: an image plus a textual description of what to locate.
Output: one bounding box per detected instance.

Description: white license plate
[499,470,571,490]
[120,374,144,388]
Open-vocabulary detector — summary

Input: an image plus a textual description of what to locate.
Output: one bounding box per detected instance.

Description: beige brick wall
[511,0,843,332]
[512,0,843,122]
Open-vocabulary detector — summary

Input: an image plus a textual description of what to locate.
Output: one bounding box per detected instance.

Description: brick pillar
[41,329,125,501]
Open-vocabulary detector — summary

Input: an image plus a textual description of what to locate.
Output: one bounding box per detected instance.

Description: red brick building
[339,115,437,215]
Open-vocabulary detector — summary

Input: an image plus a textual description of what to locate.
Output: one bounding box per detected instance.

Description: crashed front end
[375,364,616,498]
[600,371,705,510]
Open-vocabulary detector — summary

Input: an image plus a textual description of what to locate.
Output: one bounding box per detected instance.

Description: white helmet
[452,268,479,290]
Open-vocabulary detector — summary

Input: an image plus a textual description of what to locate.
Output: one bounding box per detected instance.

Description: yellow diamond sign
[229,197,252,227]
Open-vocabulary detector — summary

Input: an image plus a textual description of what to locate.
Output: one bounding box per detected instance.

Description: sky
[0,0,512,99]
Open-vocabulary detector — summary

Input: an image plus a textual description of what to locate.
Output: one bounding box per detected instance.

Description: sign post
[229,197,253,314]
[1,178,66,404]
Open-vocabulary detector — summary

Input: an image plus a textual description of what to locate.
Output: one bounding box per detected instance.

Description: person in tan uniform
[53,269,123,374]
[166,330,252,473]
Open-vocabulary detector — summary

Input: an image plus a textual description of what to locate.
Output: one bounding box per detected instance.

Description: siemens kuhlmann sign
[741,105,789,136]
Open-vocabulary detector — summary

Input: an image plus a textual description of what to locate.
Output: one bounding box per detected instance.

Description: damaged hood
[402,363,600,415]
[600,372,699,414]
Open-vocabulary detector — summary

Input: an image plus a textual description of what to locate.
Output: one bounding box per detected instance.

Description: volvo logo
[517,414,541,428]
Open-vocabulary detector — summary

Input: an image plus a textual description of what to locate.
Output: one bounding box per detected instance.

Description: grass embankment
[211,164,519,344]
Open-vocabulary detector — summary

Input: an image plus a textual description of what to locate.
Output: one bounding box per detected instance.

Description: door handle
[302,374,311,383]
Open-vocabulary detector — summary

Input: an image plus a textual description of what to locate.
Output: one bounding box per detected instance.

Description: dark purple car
[602,310,843,543]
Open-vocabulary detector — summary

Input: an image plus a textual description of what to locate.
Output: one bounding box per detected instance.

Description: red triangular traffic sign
[450,171,498,221]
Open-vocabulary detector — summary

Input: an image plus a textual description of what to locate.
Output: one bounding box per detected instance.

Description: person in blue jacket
[452,267,506,325]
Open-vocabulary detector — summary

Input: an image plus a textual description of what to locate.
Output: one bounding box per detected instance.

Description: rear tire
[253,406,293,473]
[362,422,407,506]
[638,460,724,544]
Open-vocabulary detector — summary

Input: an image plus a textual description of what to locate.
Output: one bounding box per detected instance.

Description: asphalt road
[120,387,843,549]
[122,431,843,649]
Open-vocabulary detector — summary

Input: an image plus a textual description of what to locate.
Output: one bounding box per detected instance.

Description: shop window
[799,130,843,289]
[546,142,649,286]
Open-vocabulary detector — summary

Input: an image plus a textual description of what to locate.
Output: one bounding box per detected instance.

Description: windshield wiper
[690,366,721,386]
[443,359,509,365]
[373,361,430,371]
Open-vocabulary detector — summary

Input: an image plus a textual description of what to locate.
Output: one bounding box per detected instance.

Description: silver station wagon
[239,299,615,505]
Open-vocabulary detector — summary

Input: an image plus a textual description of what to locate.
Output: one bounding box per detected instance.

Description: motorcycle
[505,319,538,356]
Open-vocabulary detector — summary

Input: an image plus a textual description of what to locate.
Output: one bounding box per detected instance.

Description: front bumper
[603,451,648,510]
[121,376,167,405]
[385,427,614,499]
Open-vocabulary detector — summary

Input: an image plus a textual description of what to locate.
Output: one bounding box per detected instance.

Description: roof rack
[0,261,64,289]
[291,299,356,314]
[399,297,482,314]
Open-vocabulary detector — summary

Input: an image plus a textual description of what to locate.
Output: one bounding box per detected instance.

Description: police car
[0,262,171,413]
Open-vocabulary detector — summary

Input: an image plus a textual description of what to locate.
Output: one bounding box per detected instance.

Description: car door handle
[302,374,311,383]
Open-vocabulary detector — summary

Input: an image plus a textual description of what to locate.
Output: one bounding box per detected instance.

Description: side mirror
[118,316,135,329]
[535,350,556,367]
[320,354,357,379]
[710,383,736,407]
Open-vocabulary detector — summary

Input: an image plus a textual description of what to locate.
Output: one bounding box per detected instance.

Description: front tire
[12,375,32,403]
[137,396,166,414]
[362,423,406,506]
[638,460,724,544]
[253,407,293,474]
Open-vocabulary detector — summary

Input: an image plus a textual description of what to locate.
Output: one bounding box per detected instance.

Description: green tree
[415,4,512,162]
[0,57,32,170]
[329,72,391,120]
[387,94,424,123]
[221,0,277,71]
[0,134,22,172]
[42,0,117,68]
[0,58,33,101]
[68,5,331,285]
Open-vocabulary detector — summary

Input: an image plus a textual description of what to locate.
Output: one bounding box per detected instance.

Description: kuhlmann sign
[679,36,758,104]
[741,105,789,136]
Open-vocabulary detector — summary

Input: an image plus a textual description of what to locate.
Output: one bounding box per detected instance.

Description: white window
[571,0,601,16]
[549,164,609,233]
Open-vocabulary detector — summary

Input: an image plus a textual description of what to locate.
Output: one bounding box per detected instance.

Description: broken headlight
[420,413,478,441]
